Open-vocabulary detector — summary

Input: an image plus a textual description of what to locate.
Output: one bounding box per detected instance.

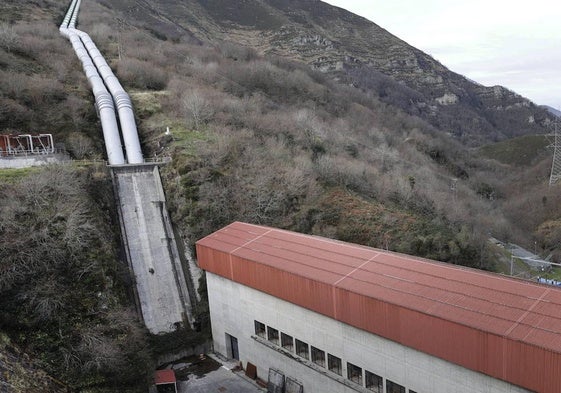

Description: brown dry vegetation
[69,0,559,268]
[1,0,561,390]
[71,2,547,269]
[0,166,154,392]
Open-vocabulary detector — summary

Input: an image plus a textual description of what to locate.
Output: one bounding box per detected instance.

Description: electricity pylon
[549,117,561,186]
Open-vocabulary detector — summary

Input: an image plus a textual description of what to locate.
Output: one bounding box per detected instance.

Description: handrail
[0,148,65,157]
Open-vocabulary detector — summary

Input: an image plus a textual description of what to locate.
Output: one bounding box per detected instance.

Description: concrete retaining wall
[0,154,69,168]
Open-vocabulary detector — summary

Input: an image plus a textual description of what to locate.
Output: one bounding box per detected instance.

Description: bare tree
[0,23,19,53]
[66,132,95,159]
[182,89,214,130]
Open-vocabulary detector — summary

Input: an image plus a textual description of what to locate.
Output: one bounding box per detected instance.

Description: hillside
[1,0,561,390]
[1,0,558,273]
[0,333,66,393]
[0,166,155,392]
[542,105,561,117]
[97,0,555,146]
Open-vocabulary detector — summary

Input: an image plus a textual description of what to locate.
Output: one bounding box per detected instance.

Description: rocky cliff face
[102,0,554,145]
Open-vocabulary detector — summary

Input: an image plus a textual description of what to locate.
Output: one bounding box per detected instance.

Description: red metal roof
[196,222,561,393]
[154,369,176,385]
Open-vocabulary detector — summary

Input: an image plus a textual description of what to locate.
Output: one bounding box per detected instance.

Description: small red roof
[155,369,176,385]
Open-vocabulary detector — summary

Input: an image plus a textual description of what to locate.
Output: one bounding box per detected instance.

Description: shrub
[0,23,19,53]
[66,132,95,159]
[219,41,258,62]
[117,58,168,90]
[0,166,154,391]
[182,89,214,130]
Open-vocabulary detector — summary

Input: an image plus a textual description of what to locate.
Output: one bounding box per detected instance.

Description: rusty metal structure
[0,134,55,157]
[197,222,561,393]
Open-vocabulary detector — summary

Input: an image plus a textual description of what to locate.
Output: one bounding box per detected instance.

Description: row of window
[254,321,417,393]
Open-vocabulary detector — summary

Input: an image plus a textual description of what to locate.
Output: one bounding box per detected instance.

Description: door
[230,335,239,360]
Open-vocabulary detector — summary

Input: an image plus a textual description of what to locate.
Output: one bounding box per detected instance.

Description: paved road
[490,237,550,270]
[178,365,266,393]
[507,243,550,269]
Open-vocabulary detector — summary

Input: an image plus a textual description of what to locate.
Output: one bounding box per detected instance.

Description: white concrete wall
[207,272,530,393]
[0,154,68,168]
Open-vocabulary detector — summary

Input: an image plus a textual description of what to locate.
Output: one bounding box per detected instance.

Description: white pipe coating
[60,0,125,165]
[60,0,143,165]
[76,30,144,164]
[66,31,125,165]
[68,0,81,29]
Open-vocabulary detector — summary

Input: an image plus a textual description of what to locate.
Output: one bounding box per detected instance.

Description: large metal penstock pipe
[60,0,78,29]
[75,30,144,164]
[60,0,144,164]
[60,1,125,165]
[66,30,126,165]
[68,0,81,28]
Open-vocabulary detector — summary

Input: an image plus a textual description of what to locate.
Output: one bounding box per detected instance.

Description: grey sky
[323,0,561,108]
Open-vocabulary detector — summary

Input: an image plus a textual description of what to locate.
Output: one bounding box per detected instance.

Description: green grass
[150,119,213,156]
[491,243,534,276]
[539,266,561,281]
[129,90,165,119]
[171,124,211,147]
[0,167,40,183]
[478,134,549,166]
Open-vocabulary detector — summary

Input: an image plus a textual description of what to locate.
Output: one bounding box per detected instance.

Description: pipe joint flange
[96,93,116,111]
[114,92,133,110]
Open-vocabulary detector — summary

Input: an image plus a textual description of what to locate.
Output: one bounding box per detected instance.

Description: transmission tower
[549,117,561,186]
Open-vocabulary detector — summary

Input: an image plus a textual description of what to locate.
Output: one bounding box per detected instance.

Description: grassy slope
[478,134,550,166]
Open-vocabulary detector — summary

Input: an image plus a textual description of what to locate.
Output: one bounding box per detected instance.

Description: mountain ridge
[99,0,555,145]
[542,105,561,117]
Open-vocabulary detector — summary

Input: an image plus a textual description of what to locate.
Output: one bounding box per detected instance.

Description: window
[295,339,309,359]
[281,332,294,352]
[267,326,279,345]
[386,380,405,393]
[347,362,363,385]
[365,370,383,392]
[311,346,326,367]
[328,354,342,375]
[254,321,266,338]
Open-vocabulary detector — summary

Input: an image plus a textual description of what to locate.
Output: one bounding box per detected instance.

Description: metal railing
[0,148,65,157]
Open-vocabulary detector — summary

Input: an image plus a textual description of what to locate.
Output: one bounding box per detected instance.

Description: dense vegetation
[0,166,154,391]
[1,0,560,391]
[100,0,555,146]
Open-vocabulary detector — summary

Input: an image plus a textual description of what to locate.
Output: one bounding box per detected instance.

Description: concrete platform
[179,366,265,393]
[177,356,266,393]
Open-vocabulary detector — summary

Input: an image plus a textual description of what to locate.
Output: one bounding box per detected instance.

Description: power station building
[196,222,561,393]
